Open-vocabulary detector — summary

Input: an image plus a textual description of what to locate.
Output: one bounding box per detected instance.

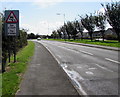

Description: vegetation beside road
[45,39,120,48]
[51,2,120,42]
[2,41,35,96]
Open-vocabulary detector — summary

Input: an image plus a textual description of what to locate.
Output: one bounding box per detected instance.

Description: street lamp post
[56,13,66,41]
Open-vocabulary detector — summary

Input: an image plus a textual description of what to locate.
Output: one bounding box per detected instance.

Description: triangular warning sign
[6,11,18,23]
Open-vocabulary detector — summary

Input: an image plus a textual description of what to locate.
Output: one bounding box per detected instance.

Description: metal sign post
[5,10,19,63]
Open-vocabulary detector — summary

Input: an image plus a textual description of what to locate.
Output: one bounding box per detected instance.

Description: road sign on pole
[5,10,19,36]
[4,10,19,63]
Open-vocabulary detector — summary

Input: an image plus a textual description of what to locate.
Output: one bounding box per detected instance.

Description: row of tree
[1,12,28,73]
[51,2,120,42]
[27,33,52,39]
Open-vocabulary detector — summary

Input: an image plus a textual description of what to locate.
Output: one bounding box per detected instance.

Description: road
[16,41,78,95]
[37,40,119,95]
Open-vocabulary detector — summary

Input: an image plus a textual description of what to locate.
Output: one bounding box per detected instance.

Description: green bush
[1,12,28,73]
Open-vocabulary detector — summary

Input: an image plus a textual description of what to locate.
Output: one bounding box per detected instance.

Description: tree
[27,33,36,39]
[57,29,62,39]
[72,21,80,40]
[0,12,3,33]
[51,30,59,39]
[101,2,120,42]
[18,29,28,48]
[1,10,28,73]
[60,26,66,40]
[80,14,96,41]
[64,22,71,40]
[65,21,78,40]
[74,20,84,40]
[94,13,106,41]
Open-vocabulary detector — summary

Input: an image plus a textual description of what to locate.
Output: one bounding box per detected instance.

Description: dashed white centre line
[105,58,120,64]
[80,50,94,56]
[57,45,94,56]
[95,64,113,72]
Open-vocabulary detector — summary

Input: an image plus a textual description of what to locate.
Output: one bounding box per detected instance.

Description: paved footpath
[16,42,78,95]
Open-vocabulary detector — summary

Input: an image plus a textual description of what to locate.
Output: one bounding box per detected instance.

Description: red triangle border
[6,11,18,23]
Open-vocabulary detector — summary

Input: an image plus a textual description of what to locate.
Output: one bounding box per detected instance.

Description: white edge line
[39,41,87,96]
[105,58,120,64]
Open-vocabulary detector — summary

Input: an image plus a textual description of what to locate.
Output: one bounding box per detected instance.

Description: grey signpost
[5,10,19,36]
[5,10,19,63]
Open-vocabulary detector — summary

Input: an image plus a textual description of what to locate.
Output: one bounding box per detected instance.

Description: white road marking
[44,45,61,64]
[57,45,93,56]
[79,50,94,56]
[105,58,120,64]
[57,45,80,54]
[43,43,87,95]
[57,55,62,59]
[62,67,87,95]
[42,42,93,56]
[36,64,41,66]
[95,64,113,72]
[85,71,94,75]
[88,67,97,70]
[77,66,82,69]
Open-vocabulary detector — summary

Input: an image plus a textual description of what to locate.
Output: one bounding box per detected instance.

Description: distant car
[37,37,41,40]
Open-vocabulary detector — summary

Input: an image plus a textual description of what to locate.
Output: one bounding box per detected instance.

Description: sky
[0,0,117,35]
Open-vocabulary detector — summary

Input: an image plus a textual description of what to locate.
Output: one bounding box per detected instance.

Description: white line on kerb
[105,58,120,64]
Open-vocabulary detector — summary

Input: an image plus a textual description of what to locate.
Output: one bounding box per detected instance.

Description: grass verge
[44,39,120,48]
[2,41,35,96]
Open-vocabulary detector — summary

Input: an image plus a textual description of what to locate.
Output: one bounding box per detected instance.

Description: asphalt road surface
[38,40,119,96]
[16,41,78,95]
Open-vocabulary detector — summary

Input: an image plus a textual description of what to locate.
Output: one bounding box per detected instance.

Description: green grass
[44,39,120,48]
[2,41,35,96]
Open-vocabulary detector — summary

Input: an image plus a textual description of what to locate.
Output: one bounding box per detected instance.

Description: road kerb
[39,42,88,97]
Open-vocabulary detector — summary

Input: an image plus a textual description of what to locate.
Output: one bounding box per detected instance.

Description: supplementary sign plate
[7,24,16,36]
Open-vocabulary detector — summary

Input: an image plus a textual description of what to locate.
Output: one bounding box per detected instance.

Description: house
[76,32,89,39]
[76,28,117,39]
[104,28,117,39]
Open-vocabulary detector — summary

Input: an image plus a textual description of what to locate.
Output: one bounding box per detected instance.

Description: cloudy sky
[0,0,114,35]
